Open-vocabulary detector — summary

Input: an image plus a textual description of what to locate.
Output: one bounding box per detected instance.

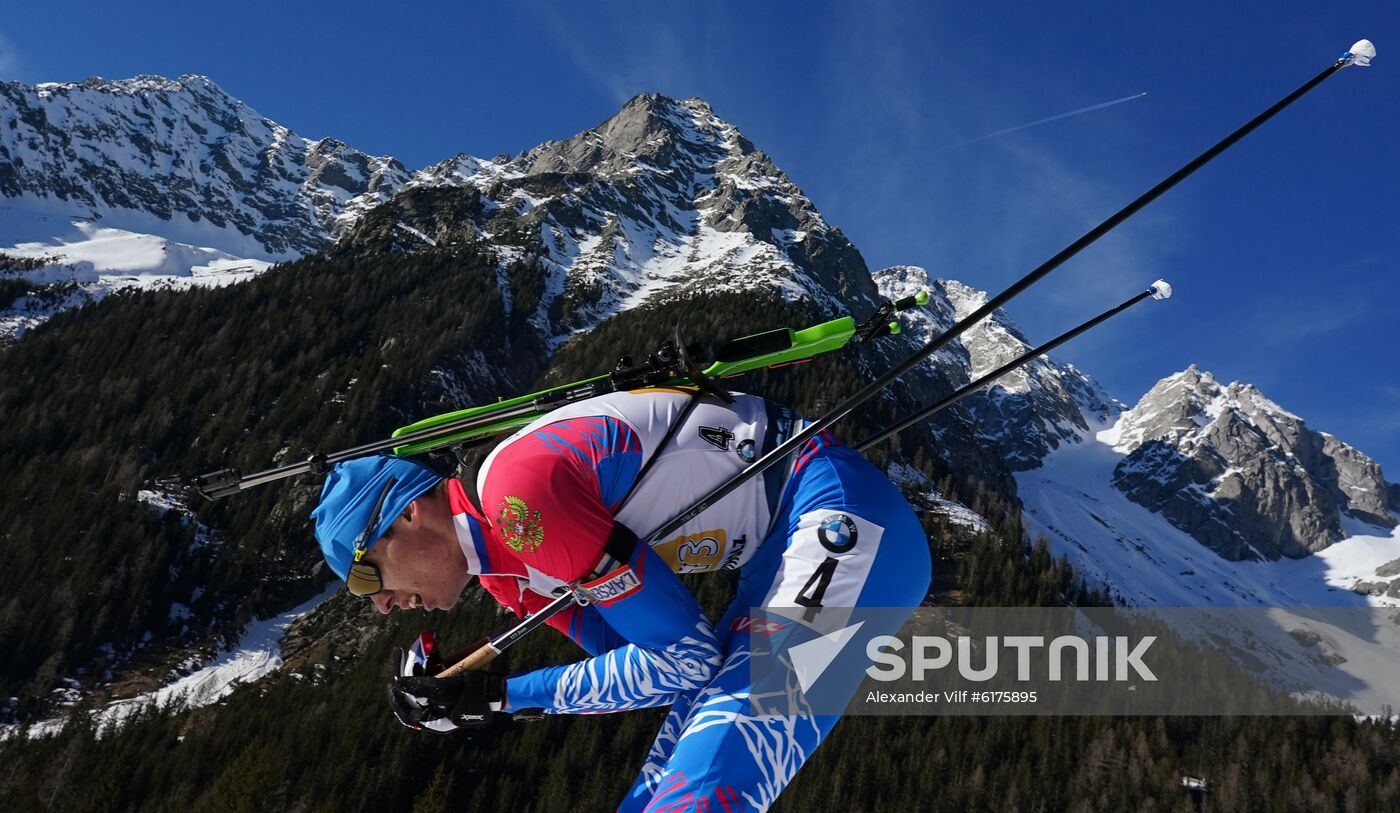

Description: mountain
[1109,366,1396,560]
[336,92,880,346]
[0,75,409,340]
[1014,368,1400,714]
[1017,366,1400,607]
[873,265,1121,468]
[1,79,878,345]
[0,75,408,256]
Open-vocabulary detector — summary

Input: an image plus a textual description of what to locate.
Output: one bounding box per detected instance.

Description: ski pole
[438,591,579,676]
[855,280,1173,453]
[636,39,1376,550]
[437,282,1175,679]
[439,39,1375,676]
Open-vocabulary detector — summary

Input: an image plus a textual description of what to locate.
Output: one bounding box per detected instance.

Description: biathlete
[311,387,930,811]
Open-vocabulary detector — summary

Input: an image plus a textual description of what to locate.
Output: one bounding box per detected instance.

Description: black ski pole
[441,281,1176,678]
[639,40,1375,548]
[855,280,1172,453]
[438,40,1375,676]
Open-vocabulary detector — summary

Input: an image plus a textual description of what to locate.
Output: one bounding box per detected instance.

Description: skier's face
[362,489,473,614]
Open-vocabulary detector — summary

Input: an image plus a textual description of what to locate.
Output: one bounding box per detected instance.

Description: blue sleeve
[565,603,629,657]
[502,543,720,714]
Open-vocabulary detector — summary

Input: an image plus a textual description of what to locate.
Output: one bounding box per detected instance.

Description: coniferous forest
[2,237,1398,812]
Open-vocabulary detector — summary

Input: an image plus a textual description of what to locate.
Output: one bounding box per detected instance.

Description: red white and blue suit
[451,389,931,811]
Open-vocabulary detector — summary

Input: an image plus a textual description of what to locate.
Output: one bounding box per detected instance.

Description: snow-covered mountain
[0,75,408,256]
[0,75,410,339]
[1018,367,1400,607]
[1015,379,1400,711]
[334,92,879,346]
[1109,366,1395,561]
[873,265,1121,468]
[1,78,878,345]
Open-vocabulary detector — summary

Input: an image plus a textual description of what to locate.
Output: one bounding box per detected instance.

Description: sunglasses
[346,476,396,597]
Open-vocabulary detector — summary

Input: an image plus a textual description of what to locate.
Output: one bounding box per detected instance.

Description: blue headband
[310,455,443,580]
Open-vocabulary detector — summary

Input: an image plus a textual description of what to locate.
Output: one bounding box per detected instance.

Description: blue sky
[3,1,1397,472]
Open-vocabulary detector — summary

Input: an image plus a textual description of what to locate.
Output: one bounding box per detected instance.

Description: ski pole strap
[855,289,929,343]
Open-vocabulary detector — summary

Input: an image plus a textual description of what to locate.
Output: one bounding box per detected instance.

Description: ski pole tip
[1344,40,1376,68]
[1150,280,1173,300]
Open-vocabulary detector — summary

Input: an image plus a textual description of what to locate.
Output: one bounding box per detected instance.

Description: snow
[135,488,215,546]
[1016,416,1400,713]
[0,207,271,340]
[0,196,290,265]
[3,584,338,741]
[886,461,992,534]
[1019,417,1400,608]
[395,222,437,247]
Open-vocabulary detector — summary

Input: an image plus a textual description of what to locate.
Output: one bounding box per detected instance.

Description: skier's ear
[401,499,421,529]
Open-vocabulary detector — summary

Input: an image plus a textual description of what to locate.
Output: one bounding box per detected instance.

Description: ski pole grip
[436,642,500,679]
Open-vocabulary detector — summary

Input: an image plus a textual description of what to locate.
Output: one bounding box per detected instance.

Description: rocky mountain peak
[873,266,1120,471]
[0,74,410,259]
[1110,367,1395,560]
[36,73,229,98]
[515,92,764,188]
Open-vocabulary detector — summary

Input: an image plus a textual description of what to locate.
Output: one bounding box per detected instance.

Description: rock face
[1109,366,1395,560]
[364,92,882,344]
[873,266,1121,471]
[0,75,409,257]
[1,81,879,345]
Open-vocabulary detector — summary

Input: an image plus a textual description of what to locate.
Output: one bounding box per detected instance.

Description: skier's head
[311,455,472,613]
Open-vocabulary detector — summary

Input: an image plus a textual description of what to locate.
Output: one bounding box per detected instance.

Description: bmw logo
[817,514,858,553]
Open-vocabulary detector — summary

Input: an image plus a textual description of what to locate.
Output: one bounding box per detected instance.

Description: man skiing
[311,387,931,811]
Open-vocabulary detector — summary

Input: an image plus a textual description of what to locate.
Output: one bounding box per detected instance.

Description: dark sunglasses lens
[347,562,383,597]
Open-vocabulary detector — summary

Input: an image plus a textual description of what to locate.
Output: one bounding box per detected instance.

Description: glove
[387,630,505,733]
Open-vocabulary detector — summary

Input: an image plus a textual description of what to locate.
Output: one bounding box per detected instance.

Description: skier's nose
[370,591,394,615]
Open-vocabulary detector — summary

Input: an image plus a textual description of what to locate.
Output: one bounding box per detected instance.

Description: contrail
[958,91,1148,146]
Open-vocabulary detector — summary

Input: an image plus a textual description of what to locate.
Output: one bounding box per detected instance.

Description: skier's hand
[387,669,505,732]
[387,630,502,733]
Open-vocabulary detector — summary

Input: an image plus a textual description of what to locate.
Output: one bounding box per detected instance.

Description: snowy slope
[0,204,270,340]
[1017,416,1400,712]
[1019,419,1400,608]
[4,584,337,740]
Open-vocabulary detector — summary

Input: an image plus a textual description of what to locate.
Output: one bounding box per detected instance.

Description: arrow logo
[786,621,866,693]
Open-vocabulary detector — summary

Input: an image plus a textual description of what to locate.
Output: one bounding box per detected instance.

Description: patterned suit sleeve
[481,417,720,714]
